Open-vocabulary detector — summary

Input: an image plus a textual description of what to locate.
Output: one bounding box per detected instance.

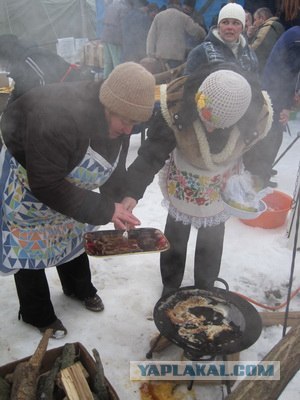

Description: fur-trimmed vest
[159,76,273,171]
[158,76,273,228]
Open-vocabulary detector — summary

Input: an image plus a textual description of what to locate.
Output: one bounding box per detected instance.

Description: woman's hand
[111,203,140,230]
[121,197,137,212]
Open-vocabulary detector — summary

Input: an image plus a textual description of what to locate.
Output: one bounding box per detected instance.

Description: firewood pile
[0,330,118,400]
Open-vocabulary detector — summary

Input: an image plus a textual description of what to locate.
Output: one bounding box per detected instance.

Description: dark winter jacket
[184,27,259,76]
[262,26,300,113]
[279,10,300,30]
[0,35,89,104]
[250,17,285,73]
[1,80,130,226]
[244,27,300,185]
[121,8,152,62]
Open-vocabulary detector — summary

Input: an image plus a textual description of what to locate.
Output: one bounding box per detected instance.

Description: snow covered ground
[0,116,300,399]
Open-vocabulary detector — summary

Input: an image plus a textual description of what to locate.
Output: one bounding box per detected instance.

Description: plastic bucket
[240,190,293,229]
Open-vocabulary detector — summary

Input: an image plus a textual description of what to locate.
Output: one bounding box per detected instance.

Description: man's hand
[279,109,290,125]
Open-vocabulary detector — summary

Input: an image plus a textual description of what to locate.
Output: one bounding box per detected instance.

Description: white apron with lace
[159,148,240,228]
[0,144,120,275]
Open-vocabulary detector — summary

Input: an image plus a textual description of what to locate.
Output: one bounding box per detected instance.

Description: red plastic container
[240,190,293,229]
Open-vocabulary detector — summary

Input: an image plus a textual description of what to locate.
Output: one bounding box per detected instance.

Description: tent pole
[283,178,300,337]
[79,0,88,38]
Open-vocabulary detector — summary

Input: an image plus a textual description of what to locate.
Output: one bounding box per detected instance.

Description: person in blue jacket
[244,26,300,187]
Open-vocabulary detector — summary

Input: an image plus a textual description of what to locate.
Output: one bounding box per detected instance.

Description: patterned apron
[159,149,240,228]
[0,143,120,275]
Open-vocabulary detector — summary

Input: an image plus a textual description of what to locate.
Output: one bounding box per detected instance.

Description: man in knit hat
[124,62,273,297]
[0,62,155,338]
[185,2,259,77]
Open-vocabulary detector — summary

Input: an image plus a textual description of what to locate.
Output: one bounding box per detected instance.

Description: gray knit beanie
[195,70,252,129]
[99,62,156,122]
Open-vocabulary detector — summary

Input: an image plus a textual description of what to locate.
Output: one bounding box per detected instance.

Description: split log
[10,329,52,400]
[226,322,300,400]
[60,343,77,370]
[36,356,61,400]
[260,311,300,328]
[149,334,172,354]
[0,376,11,399]
[91,349,109,400]
[60,362,94,400]
[54,343,78,393]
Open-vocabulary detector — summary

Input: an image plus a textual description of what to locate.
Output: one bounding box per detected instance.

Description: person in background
[244,0,278,15]
[182,0,207,56]
[279,0,300,29]
[0,34,91,107]
[185,3,259,78]
[121,0,152,63]
[101,0,129,78]
[249,7,285,74]
[146,0,206,69]
[245,10,256,40]
[0,62,155,338]
[123,63,273,296]
[210,2,227,28]
[244,26,300,188]
[147,2,159,20]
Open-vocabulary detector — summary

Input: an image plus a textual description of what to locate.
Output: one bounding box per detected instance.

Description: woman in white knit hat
[0,62,155,338]
[185,3,259,77]
[124,62,273,297]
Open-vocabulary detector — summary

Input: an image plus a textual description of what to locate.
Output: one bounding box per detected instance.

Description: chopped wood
[36,356,61,400]
[91,349,110,400]
[0,375,11,399]
[55,343,77,392]
[149,334,172,353]
[260,311,300,328]
[227,322,300,400]
[60,362,94,400]
[2,342,114,400]
[29,329,53,368]
[60,343,77,370]
[4,374,13,385]
[9,329,52,400]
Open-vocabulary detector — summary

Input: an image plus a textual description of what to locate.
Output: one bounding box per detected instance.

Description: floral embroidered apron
[0,143,120,275]
[159,149,240,228]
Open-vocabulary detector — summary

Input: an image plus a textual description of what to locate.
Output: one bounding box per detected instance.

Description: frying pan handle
[210,277,230,293]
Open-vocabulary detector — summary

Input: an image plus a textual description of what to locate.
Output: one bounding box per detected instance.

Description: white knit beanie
[195,70,252,129]
[217,3,246,28]
[99,62,155,122]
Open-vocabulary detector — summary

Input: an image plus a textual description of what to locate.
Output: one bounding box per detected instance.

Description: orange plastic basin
[240,190,293,229]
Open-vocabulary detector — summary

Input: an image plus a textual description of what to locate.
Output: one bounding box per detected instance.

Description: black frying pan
[153,284,262,357]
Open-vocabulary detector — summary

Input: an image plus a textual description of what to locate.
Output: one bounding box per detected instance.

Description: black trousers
[160,214,225,291]
[14,252,97,328]
[243,116,284,185]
